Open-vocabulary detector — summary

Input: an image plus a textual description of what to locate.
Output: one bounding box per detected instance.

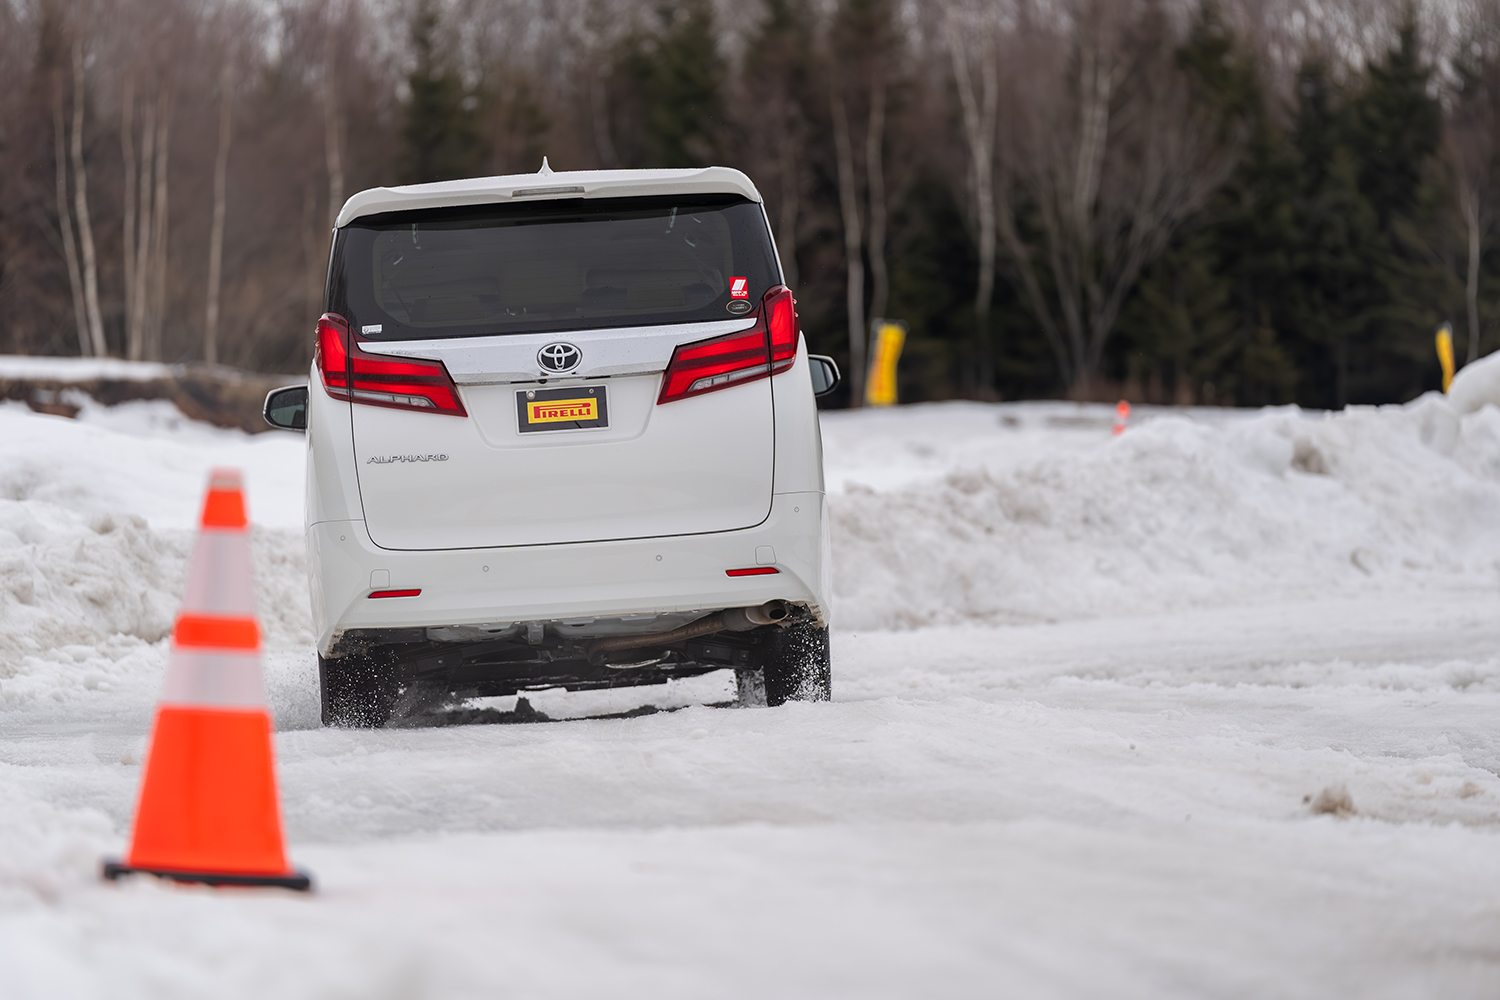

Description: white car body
[292,166,833,721]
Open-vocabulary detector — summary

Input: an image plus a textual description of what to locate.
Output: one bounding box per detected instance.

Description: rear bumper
[308,491,828,655]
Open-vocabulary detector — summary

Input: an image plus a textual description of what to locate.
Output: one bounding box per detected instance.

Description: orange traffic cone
[103,469,311,891]
[1113,399,1131,436]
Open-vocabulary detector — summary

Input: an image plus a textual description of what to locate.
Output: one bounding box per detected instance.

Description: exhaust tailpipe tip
[722,600,790,632]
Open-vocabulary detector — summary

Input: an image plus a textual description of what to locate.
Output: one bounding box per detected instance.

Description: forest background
[3,0,1500,408]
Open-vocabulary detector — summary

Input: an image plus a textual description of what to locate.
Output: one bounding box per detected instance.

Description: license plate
[516,386,609,433]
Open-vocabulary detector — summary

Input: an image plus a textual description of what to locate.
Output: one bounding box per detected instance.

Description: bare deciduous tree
[123,70,172,362]
[323,4,346,230]
[51,68,88,356]
[69,41,106,357]
[1446,14,1500,365]
[830,85,867,404]
[824,0,901,407]
[125,89,154,359]
[120,72,136,356]
[948,8,1000,392]
[148,84,172,361]
[865,80,889,325]
[992,2,1243,394]
[739,0,812,291]
[205,70,233,366]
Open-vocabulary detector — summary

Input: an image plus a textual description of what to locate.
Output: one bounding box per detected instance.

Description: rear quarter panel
[770,341,824,495]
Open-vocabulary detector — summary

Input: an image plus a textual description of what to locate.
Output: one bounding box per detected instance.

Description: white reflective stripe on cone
[159,650,268,708]
[208,469,242,491]
[180,531,259,617]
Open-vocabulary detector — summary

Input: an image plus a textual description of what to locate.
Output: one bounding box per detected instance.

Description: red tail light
[765,286,798,371]
[657,286,799,404]
[316,314,350,394]
[316,313,467,416]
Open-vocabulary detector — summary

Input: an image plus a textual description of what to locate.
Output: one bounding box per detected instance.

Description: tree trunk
[121,77,136,358]
[323,22,344,228]
[1463,183,1482,365]
[148,90,173,360]
[865,79,888,325]
[71,43,107,358]
[775,113,799,289]
[994,191,1072,384]
[949,27,998,396]
[590,69,619,168]
[205,88,232,365]
[303,184,323,327]
[1064,38,1114,390]
[831,89,866,407]
[52,85,89,357]
[129,97,156,361]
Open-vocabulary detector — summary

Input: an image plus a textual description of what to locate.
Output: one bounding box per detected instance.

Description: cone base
[127,706,290,875]
[102,858,312,892]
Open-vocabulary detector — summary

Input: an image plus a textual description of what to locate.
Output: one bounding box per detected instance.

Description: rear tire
[319,649,400,728]
[758,621,831,706]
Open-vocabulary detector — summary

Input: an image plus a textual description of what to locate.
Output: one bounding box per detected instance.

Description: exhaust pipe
[587,601,790,664]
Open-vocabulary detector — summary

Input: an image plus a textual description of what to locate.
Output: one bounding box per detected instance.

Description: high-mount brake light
[315,313,467,416]
[657,286,800,405]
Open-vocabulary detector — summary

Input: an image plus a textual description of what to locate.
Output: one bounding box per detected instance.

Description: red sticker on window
[730,277,749,299]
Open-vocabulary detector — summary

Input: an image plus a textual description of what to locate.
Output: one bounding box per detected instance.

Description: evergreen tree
[482,73,549,175]
[399,0,484,184]
[741,0,816,284]
[1114,3,1299,405]
[745,0,814,86]
[1117,8,1448,408]
[1345,15,1449,402]
[619,1,723,168]
[1350,17,1441,227]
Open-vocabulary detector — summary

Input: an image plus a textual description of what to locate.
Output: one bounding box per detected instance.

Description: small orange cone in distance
[103,468,311,891]
[1113,399,1131,436]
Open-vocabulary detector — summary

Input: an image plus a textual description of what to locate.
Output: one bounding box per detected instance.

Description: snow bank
[1449,350,1500,414]
[0,502,310,679]
[0,355,173,381]
[0,403,309,678]
[8,388,1500,662]
[828,396,1500,628]
[0,502,180,671]
[0,400,304,530]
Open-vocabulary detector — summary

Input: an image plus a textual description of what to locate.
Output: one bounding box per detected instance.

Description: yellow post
[865,320,906,407]
[1436,323,1455,393]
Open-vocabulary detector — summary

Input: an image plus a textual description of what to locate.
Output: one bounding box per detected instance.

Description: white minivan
[264,165,840,726]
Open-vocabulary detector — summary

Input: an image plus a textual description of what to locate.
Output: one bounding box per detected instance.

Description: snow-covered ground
[4,370,1500,997]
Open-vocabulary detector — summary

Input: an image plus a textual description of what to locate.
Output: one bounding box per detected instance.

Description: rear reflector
[725,567,779,577]
[317,313,467,416]
[658,286,799,404]
[368,589,422,598]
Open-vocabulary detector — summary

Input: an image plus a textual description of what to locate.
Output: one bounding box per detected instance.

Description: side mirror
[808,355,841,398]
[264,385,308,432]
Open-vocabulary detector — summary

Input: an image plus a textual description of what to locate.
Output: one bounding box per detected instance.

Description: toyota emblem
[537,342,582,374]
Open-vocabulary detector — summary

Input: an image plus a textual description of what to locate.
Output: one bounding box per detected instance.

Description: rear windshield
[329,194,780,341]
